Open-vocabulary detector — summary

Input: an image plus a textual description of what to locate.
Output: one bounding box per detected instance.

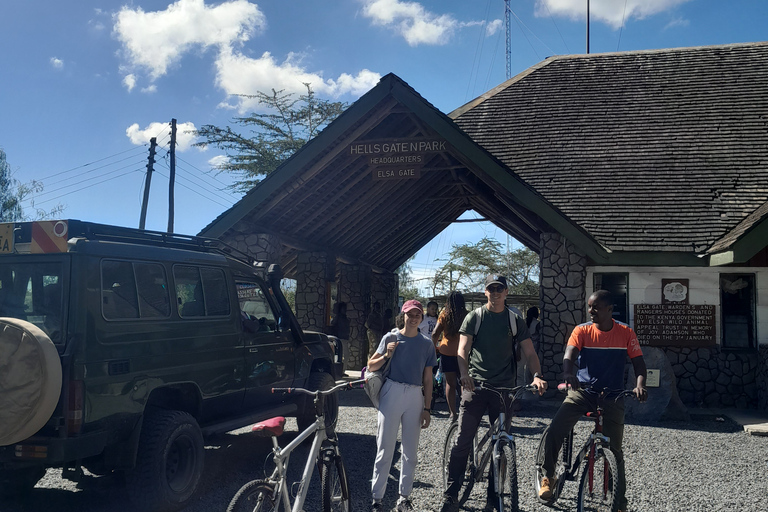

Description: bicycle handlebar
[474,381,539,400]
[557,383,638,401]
[272,378,366,396]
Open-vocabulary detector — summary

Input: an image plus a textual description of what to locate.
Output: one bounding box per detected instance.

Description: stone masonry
[294,251,329,333]
[337,263,371,371]
[539,233,587,389]
[226,231,282,265]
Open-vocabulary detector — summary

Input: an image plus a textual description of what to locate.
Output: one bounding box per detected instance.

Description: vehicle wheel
[227,479,278,512]
[125,410,204,512]
[442,420,475,505]
[0,467,46,497]
[0,318,62,446]
[577,446,618,512]
[297,371,337,432]
[321,453,350,512]
[497,442,518,512]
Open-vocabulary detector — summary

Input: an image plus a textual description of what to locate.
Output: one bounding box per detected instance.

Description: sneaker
[539,476,557,500]
[371,499,382,511]
[440,495,459,512]
[396,496,414,512]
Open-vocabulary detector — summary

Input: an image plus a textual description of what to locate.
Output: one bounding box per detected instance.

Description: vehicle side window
[201,267,230,316]
[102,260,139,319]
[135,263,171,318]
[175,265,230,318]
[236,281,277,332]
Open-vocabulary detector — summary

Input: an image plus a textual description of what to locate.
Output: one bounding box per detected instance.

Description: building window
[720,274,756,350]
[593,273,628,324]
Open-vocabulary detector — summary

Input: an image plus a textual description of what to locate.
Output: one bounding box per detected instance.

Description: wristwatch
[423,408,431,412]
[533,372,542,380]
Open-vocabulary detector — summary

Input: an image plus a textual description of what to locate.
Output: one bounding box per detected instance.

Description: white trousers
[371,379,424,500]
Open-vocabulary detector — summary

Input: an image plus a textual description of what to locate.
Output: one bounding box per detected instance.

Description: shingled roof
[451,42,768,260]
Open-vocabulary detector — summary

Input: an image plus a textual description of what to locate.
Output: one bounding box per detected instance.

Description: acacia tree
[195,84,346,192]
[429,237,539,296]
[0,149,62,221]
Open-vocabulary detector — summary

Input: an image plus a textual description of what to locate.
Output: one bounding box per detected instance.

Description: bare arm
[631,356,648,402]
[457,334,474,392]
[367,339,398,371]
[431,319,444,348]
[562,345,580,388]
[421,366,433,428]
[519,337,548,395]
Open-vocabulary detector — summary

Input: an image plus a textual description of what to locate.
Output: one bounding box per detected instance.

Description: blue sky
[1,0,766,291]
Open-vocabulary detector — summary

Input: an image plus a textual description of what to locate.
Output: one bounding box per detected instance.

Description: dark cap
[484,274,508,289]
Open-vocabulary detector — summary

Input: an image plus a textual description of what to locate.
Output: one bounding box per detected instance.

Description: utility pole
[167,119,176,233]
[586,0,590,54]
[139,137,157,230]
[505,0,512,79]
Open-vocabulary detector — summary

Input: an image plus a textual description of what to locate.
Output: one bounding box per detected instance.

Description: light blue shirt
[376,331,437,386]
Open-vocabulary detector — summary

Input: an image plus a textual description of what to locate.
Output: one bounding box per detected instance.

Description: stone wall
[294,251,329,333]
[539,233,587,386]
[371,271,398,316]
[758,346,768,411]
[665,346,758,408]
[337,263,371,371]
[225,231,282,264]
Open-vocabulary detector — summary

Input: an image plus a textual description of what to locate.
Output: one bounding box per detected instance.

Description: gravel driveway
[5,387,768,512]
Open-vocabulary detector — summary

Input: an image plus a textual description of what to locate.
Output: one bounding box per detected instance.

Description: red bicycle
[533,385,635,512]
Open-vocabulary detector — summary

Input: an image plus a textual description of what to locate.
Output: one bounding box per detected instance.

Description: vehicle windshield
[0,261,64,344]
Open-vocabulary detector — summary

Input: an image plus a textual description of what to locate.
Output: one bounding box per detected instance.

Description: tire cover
[0,317,62,446]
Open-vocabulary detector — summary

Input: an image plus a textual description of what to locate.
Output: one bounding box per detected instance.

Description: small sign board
[662,279,689,304]
[0,223,14,254]
[371,168,421,180]
[645,369,661,388]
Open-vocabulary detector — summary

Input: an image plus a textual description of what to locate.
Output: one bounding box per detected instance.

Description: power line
[509,7,556,57]
[543,0,571,53]
[31,168,144,206]
[175,154,233,188]
[154,163,234,209]
[156,152,236,204]
[34,145,146,182]
[44,153,147,188]
[26,158,146,200]
[617,0,629,51]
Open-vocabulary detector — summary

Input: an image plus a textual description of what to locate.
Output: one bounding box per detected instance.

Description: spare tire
[0,317,62,446]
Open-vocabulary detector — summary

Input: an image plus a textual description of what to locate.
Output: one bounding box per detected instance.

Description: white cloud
[113,0,265,81]
[126,121,198,152]
[215,47,381,112]
[486,19,503,36]
[123,73,137,92]
[362,0,459,46]
[208,155,229,168]
[50,57,64,69]
[535,0,692,30]
[141,85,158,94]
[664,17,690,30]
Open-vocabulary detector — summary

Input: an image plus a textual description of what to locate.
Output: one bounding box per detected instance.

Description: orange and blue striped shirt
[567,320,643,391]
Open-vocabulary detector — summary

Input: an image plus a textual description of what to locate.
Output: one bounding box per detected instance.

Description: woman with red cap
[367,299,438,512]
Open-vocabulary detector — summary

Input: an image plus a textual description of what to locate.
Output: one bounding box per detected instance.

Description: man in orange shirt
[537,290,647,512]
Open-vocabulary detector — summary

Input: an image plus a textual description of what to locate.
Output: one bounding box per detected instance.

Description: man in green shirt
[441,275,547,512]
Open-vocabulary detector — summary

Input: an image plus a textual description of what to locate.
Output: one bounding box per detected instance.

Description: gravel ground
[4,387,768,512]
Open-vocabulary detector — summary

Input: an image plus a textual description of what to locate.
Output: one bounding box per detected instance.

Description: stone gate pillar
[337,263,372,371]
[539,233,587,387]
[371,271,398,321]
[294,252,329,332]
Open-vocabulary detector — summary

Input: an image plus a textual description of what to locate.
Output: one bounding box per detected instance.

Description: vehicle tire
[0,318,62,447]
[577,446,619,512]
[0,467,46,497]
[297,371,337,432]
[497,442,518,512]
[442,420,475,505]
[321,452,350,512]
[125,410,204,512]
[226,479,278,512]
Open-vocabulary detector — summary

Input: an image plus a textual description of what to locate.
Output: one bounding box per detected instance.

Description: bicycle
[227,378,365,512]
[533,384,636,512]
[442,382,537,512]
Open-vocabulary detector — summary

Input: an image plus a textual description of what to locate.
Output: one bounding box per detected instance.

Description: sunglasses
[487,285,505,293]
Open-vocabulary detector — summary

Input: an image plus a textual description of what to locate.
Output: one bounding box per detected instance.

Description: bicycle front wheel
[227,479,279,512]
[321,454,350,512]
[497,442,518,512]
[442,420,475,505]
[577,446,618,512]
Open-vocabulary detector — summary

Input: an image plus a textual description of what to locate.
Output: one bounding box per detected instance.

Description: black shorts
[439,354,459,373]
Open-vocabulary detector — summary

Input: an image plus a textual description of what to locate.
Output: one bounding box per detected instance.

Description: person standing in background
[419,300,439,337]
[432,291,468,422]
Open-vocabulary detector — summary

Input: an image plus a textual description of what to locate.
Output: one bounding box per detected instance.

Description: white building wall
[587,266,767,346]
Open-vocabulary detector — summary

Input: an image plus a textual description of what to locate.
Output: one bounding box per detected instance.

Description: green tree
[428,237,539,296]
[0,149,63,221]
[397,255,425,303]
[195,84,347,192]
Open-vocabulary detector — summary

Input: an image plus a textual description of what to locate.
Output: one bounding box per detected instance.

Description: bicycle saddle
[251,416,286,437]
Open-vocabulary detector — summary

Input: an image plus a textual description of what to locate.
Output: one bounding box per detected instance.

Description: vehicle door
[238,280,295,409]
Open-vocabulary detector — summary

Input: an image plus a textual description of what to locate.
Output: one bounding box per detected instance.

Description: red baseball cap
[401,299,424,314]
